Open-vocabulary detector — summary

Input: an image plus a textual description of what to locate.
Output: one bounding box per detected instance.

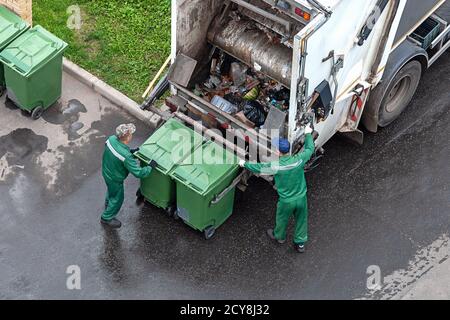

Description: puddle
[0,129,48,183]
[68,121,85,141]
[41,99,88,141]
[0,129,48,162]
[42,99,87,125]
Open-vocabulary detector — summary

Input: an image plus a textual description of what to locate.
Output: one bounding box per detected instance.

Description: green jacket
[245,134,315,201]
[102,135,152,183]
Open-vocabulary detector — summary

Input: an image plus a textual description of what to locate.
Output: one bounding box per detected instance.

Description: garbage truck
[142,0,449,238]
[161,0,449,153]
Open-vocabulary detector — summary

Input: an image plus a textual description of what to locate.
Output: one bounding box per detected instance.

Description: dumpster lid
[0,6,29,50]
[171,141,239,195]
[0,25,68,76]
[135,119,204,174]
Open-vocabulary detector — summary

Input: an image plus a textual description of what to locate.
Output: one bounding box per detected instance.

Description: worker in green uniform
[101,123,157,229]
[240,125,315,253]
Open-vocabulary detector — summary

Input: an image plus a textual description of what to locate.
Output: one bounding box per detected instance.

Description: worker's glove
[149,160,159,169]
[312,130,320,141]
[130,147,140,154]
[304,124,313,135]
[239,160,246,168]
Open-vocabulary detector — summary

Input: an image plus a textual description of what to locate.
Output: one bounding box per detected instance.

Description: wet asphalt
[0,52,449,300]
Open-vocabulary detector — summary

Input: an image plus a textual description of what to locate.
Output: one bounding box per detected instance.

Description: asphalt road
[0,51,448,299]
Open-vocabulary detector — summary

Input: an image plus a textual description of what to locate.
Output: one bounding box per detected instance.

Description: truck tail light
[295,7,311,21]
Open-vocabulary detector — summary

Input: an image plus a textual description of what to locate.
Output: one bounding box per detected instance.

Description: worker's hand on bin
[312,130,320,141]
[304,124,313,135]
[239,160,246,168]
[149,160,159,169]
[130,147,140,154]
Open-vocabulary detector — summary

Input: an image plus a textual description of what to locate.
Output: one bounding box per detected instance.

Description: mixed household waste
[193,50,290,128]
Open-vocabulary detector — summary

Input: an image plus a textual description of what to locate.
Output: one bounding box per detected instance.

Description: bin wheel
[0,87,5,98]
[136,188,145,205]
[166,206,176,218]
[204,226,216,240]
[31,106,44,120]
[173,209,180,220]
[4,95,15,108]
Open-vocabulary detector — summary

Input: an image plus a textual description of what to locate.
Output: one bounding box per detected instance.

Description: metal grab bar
[230,0,291,32]
[210,171,249,206]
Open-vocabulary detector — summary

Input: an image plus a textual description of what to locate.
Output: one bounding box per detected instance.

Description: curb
[62,58,162,128]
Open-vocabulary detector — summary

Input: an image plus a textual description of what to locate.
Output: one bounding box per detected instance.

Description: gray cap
[116,123,136,138]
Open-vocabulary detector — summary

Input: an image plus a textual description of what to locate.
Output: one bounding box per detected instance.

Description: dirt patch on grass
[73,8,101,60]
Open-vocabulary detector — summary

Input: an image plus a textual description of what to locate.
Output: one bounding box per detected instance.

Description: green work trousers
[274,196,308,244]
[102,178,125,221]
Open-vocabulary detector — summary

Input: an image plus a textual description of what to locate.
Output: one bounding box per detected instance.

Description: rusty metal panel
[207,17,293,87]
[168,54,198,87]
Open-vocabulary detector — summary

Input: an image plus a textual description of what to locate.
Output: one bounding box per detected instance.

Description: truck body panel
[394,0,445,46]
[288,0,408,146]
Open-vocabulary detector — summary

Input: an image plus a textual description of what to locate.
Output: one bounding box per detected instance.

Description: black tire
[135,188,145,205]
[378,60,422,127]
[204,226,216,240]
[5,95,16,108]
[166,206,176,218]
[31,106,44,120]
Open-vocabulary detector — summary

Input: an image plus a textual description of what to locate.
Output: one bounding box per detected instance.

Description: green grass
[33,0,171,102]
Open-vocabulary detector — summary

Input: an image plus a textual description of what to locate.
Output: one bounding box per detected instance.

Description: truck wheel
[378,60,422,127]
[31,106,44,120]
[204,226,216,240]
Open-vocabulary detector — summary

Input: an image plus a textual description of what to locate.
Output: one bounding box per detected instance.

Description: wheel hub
[385,76,411,113]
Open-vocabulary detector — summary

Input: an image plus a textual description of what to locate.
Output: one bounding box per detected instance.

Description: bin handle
[1,57,11,64]
[13,66,26,74]
[210,171,247,206]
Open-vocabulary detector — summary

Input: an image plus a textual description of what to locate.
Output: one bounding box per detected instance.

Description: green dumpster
[170,141,240,239]
[0,6,29,95]
[0,25,68,119]
[135,119,203,212]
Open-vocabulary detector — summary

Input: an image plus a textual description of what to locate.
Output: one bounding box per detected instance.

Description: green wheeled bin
[170,141,240,239]
[0,25,68,119]
[0,6,29,96]
[135,119,203,215]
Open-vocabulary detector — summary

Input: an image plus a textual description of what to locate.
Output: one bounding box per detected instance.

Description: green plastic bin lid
[136,119,204,174]
[0,25,68,76]
[171,141,239,195]
[0,6,29,50]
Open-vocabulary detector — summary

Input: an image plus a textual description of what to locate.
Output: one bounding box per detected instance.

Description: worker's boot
[266,229,286,244]
[294,243,306,254]
[101,218,122,229]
